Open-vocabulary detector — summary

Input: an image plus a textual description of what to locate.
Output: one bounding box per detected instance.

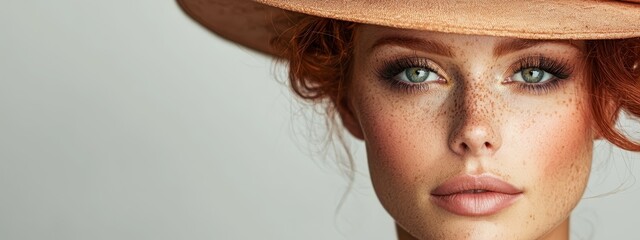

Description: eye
[396,67,441,83]
[511,67,554,84]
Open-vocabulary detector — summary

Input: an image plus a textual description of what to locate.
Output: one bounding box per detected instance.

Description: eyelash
[375,57,441,93]
[509,56,572,94]
[375,56,573,94]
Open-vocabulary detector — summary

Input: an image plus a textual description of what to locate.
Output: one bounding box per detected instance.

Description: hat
[178,0,640,57]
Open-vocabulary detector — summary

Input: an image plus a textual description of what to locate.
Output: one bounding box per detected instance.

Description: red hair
[587,39,640,151]
[273,16,640,151]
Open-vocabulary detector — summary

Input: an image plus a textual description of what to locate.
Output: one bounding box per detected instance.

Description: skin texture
[338,25,595,240]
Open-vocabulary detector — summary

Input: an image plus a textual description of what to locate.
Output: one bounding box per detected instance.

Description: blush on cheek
[511,103,593,235]
[533,109,592,220]
[365,118,419,182]
[362,108,440,188]
[538,112,592,175]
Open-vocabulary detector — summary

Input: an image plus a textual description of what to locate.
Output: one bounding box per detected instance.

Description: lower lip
[430,192,522,216]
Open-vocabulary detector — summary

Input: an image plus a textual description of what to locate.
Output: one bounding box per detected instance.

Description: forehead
[354,25,585,57]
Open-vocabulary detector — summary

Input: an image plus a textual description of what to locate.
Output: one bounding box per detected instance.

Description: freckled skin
[341,26,593,240]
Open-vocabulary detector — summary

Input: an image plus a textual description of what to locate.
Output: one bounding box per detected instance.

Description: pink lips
[430,174,523,216]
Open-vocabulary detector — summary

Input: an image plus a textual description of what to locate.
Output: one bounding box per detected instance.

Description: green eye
[405,68,430,83]
[398,67,440,83]
[515,67,551,83]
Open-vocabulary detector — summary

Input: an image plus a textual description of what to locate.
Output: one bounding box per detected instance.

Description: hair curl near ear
[272,15,357,107]
[271,16,360,182]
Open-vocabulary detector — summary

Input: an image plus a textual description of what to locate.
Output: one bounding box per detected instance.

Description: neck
[395,218,570,240]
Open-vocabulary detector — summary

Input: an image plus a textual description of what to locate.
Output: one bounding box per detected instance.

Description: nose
[448,87,502,157]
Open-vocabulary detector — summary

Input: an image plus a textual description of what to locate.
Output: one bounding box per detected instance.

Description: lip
[430,174,523,217]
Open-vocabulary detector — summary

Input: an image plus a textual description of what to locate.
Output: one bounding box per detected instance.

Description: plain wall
[0,1,639,239]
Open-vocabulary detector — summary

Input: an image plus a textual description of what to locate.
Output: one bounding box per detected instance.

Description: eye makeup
[374,54,574,95]
[506,55,574,95]
[374,57,445,93]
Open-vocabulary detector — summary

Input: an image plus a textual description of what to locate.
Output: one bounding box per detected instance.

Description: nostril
[461,142,469,151]
[449,125,502,156]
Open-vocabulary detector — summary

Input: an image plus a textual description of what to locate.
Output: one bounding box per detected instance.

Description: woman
[179,0,640,239]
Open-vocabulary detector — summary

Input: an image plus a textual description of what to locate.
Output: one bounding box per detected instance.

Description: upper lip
[430,174,523,196]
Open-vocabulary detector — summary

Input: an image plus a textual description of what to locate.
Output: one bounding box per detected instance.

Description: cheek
[510,93,593,225]
[540,119,592,176]
[501,78,593,182]
[531,114,592,205]
[361,103,429,181]
[540,108,592,194]
[355,93,445,190]
[529,98,593,180]
[513,101,593,175]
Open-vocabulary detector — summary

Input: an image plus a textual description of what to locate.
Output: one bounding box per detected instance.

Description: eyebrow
[493,39,584,56]
[369,36,583,57]
[369,36,454,57]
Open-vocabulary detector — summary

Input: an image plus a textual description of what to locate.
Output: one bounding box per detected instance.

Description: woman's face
[342,25,594,239]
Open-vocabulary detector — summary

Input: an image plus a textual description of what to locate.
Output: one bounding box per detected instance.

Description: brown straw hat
[178,0,640,56]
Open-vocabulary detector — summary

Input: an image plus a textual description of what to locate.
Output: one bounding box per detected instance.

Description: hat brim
[178,0,640,57]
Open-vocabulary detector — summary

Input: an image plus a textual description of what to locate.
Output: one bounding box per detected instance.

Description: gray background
[1,1,639,239]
